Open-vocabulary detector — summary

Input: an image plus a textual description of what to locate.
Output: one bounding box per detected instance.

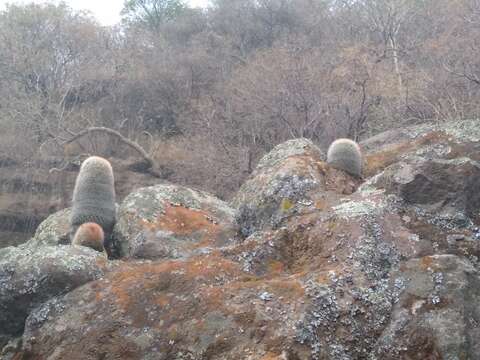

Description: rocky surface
[2,119,480,359]
[371,156,480,222]
[26,208,72,248]
[373,254,480,359]
[112,184,238,260]
[231,138,360,237]
[0,244,108,347]
[255,138,325,171]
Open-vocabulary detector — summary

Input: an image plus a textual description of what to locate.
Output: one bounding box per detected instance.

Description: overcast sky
[0,0,210,25]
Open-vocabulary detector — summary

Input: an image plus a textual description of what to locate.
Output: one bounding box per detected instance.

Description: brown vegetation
[1,0,480,199]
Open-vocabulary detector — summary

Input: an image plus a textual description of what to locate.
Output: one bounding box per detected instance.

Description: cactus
[72,222,105,253]
[70,156,116,243]
[327,138,363,177]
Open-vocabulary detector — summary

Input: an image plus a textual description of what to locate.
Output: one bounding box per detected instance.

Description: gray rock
[373,255,480,359]
[0,245,107,345]
[372,157,480,219]
[5,120,480,359]
[0,337,21,360]
[112,184,238,259]
[231,138,355,237]
[256,138,325,171]
[362,119,480,154]
[26,208,71,248]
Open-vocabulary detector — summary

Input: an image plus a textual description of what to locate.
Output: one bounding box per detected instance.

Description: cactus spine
[327,138,363,177]
[70,156,116,244]
[72,222,106,253]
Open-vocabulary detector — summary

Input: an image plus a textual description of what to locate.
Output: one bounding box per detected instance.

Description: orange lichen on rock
[138,204,228,251]
[265,278,305,298]
[365,141,416,177]
[420,256,435,270]
[129,202,238,258]
[94,256,108,268]
[261,352,285,360]
[95,255,243,316]
[268,260,285,274]
[157,205,220,236]
[282,155,320,172]
[91,259,243,329]
[364,131,448,176]
[199,287,227,312]
[180,255,242,279]
[154,293,172,307]
[226,277,304,302]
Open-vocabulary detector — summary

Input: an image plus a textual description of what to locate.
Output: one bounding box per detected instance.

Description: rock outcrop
[0,245,108,347]
[26,208,71,248]
[112,184,238,259]
[371,156,480,221]
[374,254,480,359]
[2,119,480,359]
[231,138,361,237]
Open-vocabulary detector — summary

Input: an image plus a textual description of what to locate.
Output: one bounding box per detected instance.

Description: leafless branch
[62,127,161,177]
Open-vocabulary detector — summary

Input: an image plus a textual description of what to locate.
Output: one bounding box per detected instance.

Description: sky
[0,0,210,25]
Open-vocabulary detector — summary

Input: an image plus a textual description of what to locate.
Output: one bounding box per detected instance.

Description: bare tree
[356,0,418,99]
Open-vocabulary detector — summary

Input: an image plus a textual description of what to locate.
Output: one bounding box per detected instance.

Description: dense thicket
[1,0,479,198]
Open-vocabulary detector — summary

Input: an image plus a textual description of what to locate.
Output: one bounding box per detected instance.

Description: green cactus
[327,138,363,177]
[72,222,106,253]
[70,156,116,244]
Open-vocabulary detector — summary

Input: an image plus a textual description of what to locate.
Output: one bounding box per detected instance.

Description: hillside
[1,119,479,359]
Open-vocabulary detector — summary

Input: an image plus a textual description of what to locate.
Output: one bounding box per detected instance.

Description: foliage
[1,0,480,198]
[121,0,186,30]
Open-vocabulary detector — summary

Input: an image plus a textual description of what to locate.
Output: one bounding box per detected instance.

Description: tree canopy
[121,0,186,30]
[1,0,479,197]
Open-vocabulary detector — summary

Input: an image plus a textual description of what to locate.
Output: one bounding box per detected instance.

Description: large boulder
[373,255,480,359]
[6,119,480,359]
[370,157,480,222]
[359,119,480,257]
[14,198,480,359]
[255,138,325,171]
[224,188,434,277]
[231,138,361,237]
[0,245,108,347]
[17,255,307,360]
[25,208,71,248]
[112,184,238,260]
[363,118,480,177]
